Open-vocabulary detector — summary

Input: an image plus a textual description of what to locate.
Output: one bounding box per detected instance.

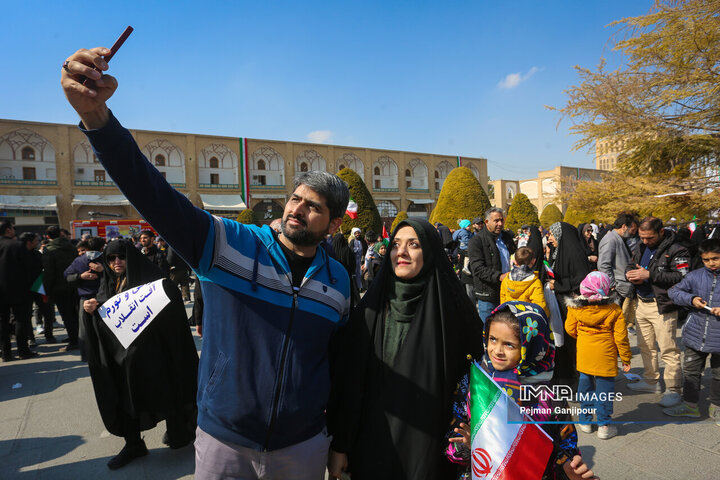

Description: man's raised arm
[61,47,210,268]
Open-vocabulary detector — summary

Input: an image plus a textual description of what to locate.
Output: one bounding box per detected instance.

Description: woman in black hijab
[579,224,599,270]
[82,239,198,470]
[547,222,591,387]
[328,219,483,480]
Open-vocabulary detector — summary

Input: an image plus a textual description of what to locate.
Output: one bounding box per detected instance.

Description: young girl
[446,301,596,480]
[565,271,631,440]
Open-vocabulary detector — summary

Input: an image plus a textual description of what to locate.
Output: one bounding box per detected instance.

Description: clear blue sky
[1,1,652,180]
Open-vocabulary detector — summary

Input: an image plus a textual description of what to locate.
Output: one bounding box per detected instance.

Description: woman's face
[107,254,127,275]
[583,228,592,239]
[486,321,522,371]
[547,231,557,247]
[391,226,424,280]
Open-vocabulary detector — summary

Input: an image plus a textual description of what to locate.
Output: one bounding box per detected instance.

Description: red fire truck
[70,219,157,240]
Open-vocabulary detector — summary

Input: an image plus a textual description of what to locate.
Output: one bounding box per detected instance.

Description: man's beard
[281,215,327,247]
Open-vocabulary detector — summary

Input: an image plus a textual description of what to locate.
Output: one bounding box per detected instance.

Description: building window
[406,180,411,188]
[23,167,36,180]
[338,164,345,171]
[210,173,220,184]
[374,166,381,175]
[375,179,380,189]
[94,170,106,181]
[405,169,411,177]
[376,200,398,217]
[209,156,219,168]
[252,175,267,186]
[257,159,266,170]
[21,146,35,161]
[300,162,308,172]
[155,154,166,166]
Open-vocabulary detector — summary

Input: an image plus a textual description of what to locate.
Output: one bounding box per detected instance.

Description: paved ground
[2,310,719,479]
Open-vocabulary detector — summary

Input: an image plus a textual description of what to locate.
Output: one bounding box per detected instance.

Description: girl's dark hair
[485,309,521,341]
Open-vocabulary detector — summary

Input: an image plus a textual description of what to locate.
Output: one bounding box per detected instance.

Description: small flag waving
[345,198,358,219]
[382,223,389,240]
[30,273,46,297]
[543,260,555,279]
[470,362,553,480]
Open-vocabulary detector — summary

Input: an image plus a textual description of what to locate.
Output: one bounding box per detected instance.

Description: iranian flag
[345,198,358,219]
[30,272,47,298]
[470,362,553,480]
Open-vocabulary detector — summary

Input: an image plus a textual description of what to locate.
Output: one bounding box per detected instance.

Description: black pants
[682,346,720,406]
[33,294,55,338]
[53,293,79,345]
[552,292,578,389]
[0,301,33,358]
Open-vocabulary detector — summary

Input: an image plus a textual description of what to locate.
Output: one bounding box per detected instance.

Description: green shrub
[539,203,564,229]
[505,193,540,232]
[236,208,260,226]
[390,211,409,233]
[337,168,382,236]
[429,167,491,229]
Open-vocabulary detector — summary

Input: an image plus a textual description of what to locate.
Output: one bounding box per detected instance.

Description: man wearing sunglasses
[61,48,352,480]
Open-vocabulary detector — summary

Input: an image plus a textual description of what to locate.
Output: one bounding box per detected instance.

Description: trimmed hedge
[391,211,409,233]
[505,193,540,232]
[539,203,564,229]
[337,168,382,236]
[236,208,260,226]
[429,167,491,229]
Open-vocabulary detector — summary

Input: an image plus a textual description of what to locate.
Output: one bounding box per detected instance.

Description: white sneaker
[627,380,661,393]
[578,423,593,433]
[658,392,682,407]
[36,326,45,335]
[597,425,617,439]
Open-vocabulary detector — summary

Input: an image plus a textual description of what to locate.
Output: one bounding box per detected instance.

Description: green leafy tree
[505,193,540,232]
[337,168,382,236]
[236,208,259,226]
[390,211,409,233]
[539,204,564,229]
[429,167,491,228]
[552,0,720,187]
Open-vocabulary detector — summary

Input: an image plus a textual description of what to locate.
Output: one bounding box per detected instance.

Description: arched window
[21,146,35,160]
[257,159,266,170]
[338,164,346,171]
[155,154,166,166]
[374,166,380,175]
[405,169,411,177]
[434,171,439,178]
[300,162,308,172]
[376,200,398,218]
[209,156,219,168]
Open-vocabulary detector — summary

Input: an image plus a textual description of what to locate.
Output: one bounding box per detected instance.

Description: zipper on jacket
[701,275,717,349]
[264,286,299,451]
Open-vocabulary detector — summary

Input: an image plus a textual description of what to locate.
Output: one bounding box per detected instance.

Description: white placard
[98,279,170,349]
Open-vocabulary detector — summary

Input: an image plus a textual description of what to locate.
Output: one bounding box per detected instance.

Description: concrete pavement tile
[586,450,670,480]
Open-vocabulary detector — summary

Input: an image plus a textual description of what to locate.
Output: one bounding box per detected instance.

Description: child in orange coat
[565,271,632,440]
[500,246,548,316]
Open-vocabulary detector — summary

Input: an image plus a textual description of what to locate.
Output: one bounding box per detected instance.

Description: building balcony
[249,184,286,190]
[169,183,187,188]
[74,180,116,187]
[406,188,430,193]
[0,178,58,186]
[373,187,399,192]
[198,183,240,189]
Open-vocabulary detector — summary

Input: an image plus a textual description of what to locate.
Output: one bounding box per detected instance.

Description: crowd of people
[2,44,713,479]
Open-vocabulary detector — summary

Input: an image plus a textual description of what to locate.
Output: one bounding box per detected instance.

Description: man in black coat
[0,222,36,360]
[138,230,170,277]
[467,207,516,323]
[43,225,80,351]
[625,217,689,408]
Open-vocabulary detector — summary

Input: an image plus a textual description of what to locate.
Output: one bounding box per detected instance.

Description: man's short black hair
[87,236,106,252]
[76,240,90,251]
[699,238,720,255]
[46,225,61,239]
[639,216,663,234]
[613,213,639,231]
[139,229,155,238]
[19,232,37,245]
[0,221,13,236]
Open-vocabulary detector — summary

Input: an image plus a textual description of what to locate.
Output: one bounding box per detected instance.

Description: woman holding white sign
[83,239,198,470]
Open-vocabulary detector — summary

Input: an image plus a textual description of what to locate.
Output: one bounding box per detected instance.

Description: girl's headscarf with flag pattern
[482,301,556,404]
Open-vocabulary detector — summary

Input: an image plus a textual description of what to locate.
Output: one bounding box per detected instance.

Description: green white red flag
[345,198,358,219]
[470,361,553,479]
